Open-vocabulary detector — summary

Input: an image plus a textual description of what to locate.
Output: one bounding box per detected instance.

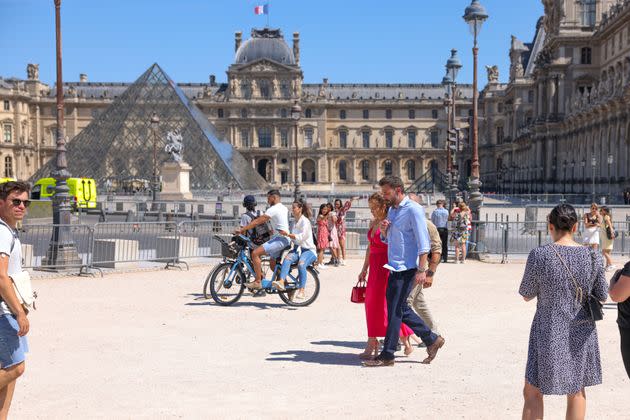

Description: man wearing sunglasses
[0,181,30,418]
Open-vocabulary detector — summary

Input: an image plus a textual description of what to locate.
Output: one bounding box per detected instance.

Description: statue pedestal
[160,161,193,200]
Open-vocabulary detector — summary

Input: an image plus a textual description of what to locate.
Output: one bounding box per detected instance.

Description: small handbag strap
[550,245,583,305]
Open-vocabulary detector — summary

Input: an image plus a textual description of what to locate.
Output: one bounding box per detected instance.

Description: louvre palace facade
[0,28,473,192]
[480,0,630,198]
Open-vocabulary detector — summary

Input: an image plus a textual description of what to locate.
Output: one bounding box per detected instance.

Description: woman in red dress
[358,192,414,359]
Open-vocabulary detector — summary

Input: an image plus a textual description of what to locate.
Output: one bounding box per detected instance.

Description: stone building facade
[480,0,630,199]
[0,28,473,192]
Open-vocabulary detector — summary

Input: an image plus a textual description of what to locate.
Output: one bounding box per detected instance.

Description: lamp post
[151,113,160,202]
[45,0,80,268]
[607,153,613,203]
[591,156,597,203]
[463,0,488,249]
[443,48,462,209]
[291,101,302,200]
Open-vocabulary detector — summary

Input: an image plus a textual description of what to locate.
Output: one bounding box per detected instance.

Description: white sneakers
[340,259,346,266]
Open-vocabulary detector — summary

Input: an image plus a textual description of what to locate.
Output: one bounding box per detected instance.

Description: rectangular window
[339,131,347,149]
[4,157,12,178]
[497,103,504,113]
[281,170,288,184]
[3,101,9,111]
[304,128,313,148]
[240,128,250,147]
[258,127,272,148]
[581,0,596,27]
[408,130,416,148]
[340,110,346,119]
[385,130,393,148]
[362,109,369,119]
[362,131,370,148]
[408,109,415,119]
[3,125,12,143]
[217,108,224,118]
[430,131,439,148]
[496,126,504,144]
[280,128,289,148]
[528,90,534,103]
[431,109,438,119]
[386,109,392,119]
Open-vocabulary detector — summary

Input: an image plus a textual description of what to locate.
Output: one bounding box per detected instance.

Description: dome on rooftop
[235,28,296,65]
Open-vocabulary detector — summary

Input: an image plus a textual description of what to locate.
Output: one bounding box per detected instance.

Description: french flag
[254,4,269,15]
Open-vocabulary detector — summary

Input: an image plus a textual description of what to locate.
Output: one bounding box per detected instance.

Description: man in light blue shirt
[364,176,445,367]
[431,200,450,263]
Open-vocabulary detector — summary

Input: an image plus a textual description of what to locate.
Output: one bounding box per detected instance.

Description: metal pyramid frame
[33,63,268,191]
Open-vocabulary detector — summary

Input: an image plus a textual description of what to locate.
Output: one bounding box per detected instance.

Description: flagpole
[266,2,270,28]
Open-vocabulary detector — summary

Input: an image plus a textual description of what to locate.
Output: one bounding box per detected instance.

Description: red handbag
[351,279,367,303]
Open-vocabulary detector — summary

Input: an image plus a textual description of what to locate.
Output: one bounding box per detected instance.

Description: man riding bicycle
[235,189,290,290]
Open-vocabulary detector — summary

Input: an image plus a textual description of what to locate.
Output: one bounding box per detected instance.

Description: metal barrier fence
[19,224,93,272]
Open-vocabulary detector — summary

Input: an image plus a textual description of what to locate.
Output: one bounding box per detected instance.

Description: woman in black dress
[609,260,630,379]
[520,204,607,420]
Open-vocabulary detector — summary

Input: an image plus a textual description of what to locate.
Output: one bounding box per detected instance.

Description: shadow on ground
[185,293,297,310]
[267,349,423,366]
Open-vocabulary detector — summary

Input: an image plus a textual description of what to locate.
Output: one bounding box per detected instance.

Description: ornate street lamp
[45,0,81,268]
[463,0,488,247]
[151,113,160,202]
[591,156,597,203]
[607,153,613,202]
[291,101,302,200]
[443,48,462,210]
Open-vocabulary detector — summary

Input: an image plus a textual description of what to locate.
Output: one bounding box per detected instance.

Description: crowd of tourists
[582,202,619,271]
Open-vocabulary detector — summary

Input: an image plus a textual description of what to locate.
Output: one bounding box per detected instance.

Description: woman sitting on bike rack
[273,199,317,300]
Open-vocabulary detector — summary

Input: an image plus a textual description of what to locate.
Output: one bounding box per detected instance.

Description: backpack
[246,211,274,246]
[0,222,37,313]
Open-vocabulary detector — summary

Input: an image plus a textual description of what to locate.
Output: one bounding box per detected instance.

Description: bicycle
[204,235,320,307]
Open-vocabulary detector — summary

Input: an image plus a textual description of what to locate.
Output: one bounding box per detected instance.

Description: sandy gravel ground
[13,258,630,419]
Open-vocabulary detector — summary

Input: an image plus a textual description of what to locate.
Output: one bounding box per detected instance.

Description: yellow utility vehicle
[31,177,97,210]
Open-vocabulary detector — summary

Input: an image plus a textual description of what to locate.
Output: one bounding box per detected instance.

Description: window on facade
[581,0,596,27]
[384,160,393,176]
[280,81,290,98]
[386,109,392,119]
[339,130,347,149]
[280,128,289,148]
[304,128,314,148]
[580,47,592,65]
[362,131,370,148]
[217,108,224,118]
[280,170,288,184]
[4,156,12,178]
[305,108,312,118]
[431,109,438,119]
[430,131,439,148]
[406,160,416,180]
[242,83,251,99]
[3,125,12,143]
[468,109,474,117]
[258,127,272,148]
[240,128,250,147]
[3,101,9,111]
[497,103,504,113]
[409,109,415,119]
[280,108,287,118]
[363,109,369,119]
[259,80,270,98]
[385,130,393,148]
[408,130,416,148]
[528,90,534,103]
[241,108,248,118]
[496,126,504,144]
[361,160,370,180]
[339,160,347,180]
[339,109,346,119]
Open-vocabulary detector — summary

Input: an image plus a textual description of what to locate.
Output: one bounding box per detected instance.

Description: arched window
[361,160,370,181]
[339,160,347,181]
[384,160,393,176]
[406,160,416,180]
[4,156,12,178]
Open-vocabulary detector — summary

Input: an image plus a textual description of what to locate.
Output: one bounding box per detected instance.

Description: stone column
[537,79,545,117]
[548,77,556,116]
[272,155,278,184]
[557,74,566,115]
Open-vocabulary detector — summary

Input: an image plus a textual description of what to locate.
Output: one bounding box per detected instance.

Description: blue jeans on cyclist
[278,247,317,289]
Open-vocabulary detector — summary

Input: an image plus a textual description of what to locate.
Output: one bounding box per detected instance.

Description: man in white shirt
[0,181,31,419]
[236,189,290,289]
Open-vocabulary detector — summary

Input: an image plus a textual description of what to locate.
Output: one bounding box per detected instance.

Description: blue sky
[0,0,544,85]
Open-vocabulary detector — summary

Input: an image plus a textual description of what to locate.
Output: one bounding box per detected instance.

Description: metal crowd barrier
[19,224,93,273]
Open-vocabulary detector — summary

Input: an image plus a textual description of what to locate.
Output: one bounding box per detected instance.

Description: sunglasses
[11,199,31,208]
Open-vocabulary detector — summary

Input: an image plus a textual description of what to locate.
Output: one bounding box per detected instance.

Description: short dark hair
[0,181,30,200]
[267,189,281,197]
[548,203,578,232]
[378,176,404,191]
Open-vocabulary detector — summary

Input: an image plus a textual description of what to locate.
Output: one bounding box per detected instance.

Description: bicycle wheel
[203,263,223,299]
[278,266,320,307]
[209,262,245,306]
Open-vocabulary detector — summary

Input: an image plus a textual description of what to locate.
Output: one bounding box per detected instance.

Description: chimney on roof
[293,32,300,65]
[209,75,216,86]
[235,31,242,52]
[323,78,329,86]
[79,74,88,83]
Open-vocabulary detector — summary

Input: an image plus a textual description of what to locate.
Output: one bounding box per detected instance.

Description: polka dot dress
[519,244,608,395]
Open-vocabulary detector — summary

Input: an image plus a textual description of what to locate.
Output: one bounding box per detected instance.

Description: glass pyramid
[33,63,268,191]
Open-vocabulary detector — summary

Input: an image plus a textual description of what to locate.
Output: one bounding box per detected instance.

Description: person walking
[519,204,607,420]
[363,176,445,367]
[431,199,449,263]
[358,193,414,360]
[599,206,616,271]
[316,204,331,269]
[609,260,630,379]
[334,197,358,266]
[0,181,31,419]
[325,203,341,266]
[450,201,471,264]
[582,203,601,250]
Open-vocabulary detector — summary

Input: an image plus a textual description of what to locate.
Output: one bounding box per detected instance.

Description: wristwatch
[416,268,426,273]
[426,270,435,277]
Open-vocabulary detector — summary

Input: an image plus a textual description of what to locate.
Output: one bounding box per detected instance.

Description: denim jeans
[279,247,317,287]
[380,269,438,360]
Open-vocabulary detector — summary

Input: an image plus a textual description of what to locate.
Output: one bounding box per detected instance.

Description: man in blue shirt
[431,199,450,263]
[364,176,445,367]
